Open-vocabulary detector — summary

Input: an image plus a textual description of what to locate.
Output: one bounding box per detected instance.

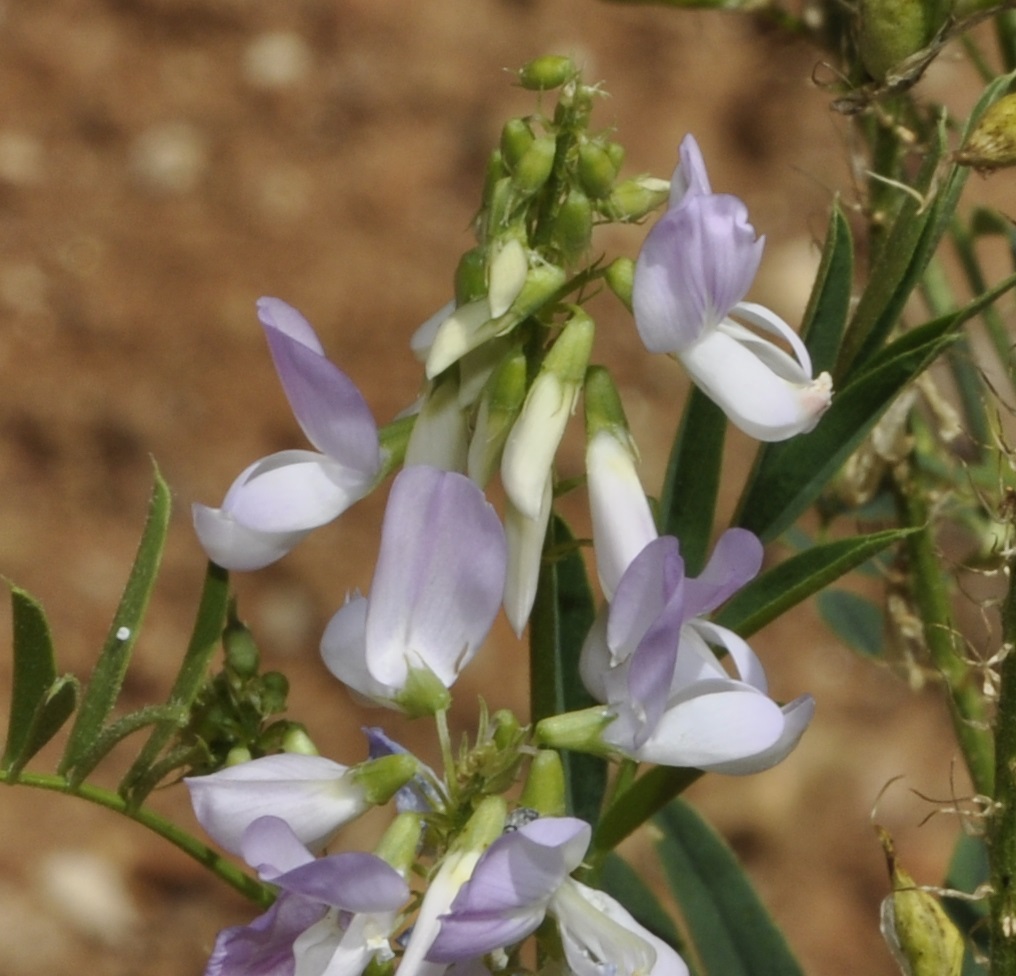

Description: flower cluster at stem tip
[187,54,829,976]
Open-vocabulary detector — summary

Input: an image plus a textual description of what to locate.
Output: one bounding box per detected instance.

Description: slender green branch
[0,770,273,906]
[896,468,995,796]
[989,542,1016,974]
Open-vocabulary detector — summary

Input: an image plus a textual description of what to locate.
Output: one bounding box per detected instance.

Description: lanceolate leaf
[714,527,915,638]
[656,800,805,976]
[736,271,1016,542]
[4,676,80,777]
[3,586,59,769]
[60,468,172,778]
[530,514,605,825]
[799,199,854,376]
[120,560,230,805]
[660,387,726,577]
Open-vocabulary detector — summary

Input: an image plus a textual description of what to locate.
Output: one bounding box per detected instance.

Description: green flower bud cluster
[181,603,314,774]
[473,55,668,274]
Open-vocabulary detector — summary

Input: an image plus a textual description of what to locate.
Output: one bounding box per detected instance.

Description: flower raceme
[632,135,832,442]
[321,465,507,715]
[193,297,381,571]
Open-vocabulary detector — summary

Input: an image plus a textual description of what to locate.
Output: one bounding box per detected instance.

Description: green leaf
[714,528,913,638]
[816,590,884,657]
[599,852,686,952]
[736,269,1016,542]
[60,467,172,779]
[660,387,727,576]
[799,199,854,376]
[656,799,805,976]
[5,676,80,777]
[531,515,605,824]
[120,560,230,805]
[3,586,59,769]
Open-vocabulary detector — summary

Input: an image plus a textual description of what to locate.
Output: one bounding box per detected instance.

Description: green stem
[0,769,273,905]
[896,469,995,796]
[989,542,1016,973]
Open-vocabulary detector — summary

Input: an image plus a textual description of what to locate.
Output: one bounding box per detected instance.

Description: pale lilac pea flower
[185,754,372,856]
[428,816,688,976]
[203,816,408,976]
[580,530,814,773]
[194,297,381,571]
[321,465,507,713]
[633,135,832,442]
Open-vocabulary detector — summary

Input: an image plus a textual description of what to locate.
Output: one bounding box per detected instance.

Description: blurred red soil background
[0,1,1001,974]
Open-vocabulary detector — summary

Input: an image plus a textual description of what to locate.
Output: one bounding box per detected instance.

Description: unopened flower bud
[259,671,289,713]
[553,188,593,262]
[225,745,252,766]
[223,616,259,678]
[502,309,595,519]
[877,825,963,976]
[512,135,557,196]
[584,365,635,445]
[604,257,634,310]
[468,346,527,486]
[482,149,508,206]
[456,247,488,305]
[519,54,577,91]
[492,709,524,750]
[353,752,420,806]
[605,141,626,174]
[375,811,424,877]
[956,93,1016,172]
[281,725,319,755]
[500,118,536,172]
[578,141,619,199]
[604,177,670,222]
[520,749,566,816]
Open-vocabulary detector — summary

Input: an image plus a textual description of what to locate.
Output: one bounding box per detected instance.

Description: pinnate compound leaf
[656,800,805,976]
[120,560,230,804]
[714,527,914,638]
[3,586,59,769]
[60,467,172,778]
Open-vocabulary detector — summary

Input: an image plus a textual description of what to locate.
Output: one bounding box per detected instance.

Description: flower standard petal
[185,754,370,855]
[363,466,506,693]
[668,134,711,205]
[258,297,381,476]
[682,527,763,618]
[633,193,762,353]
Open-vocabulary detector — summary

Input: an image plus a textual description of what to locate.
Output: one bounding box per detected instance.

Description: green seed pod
[455,246,487,305]
[500,118,535,173]
[877,825,963,976]
[856,0,932,82]
[553,188,593,262]
[511,135,557,196]
[578,141,618,199]
[956,93,1016,172]
[518,55,576,91]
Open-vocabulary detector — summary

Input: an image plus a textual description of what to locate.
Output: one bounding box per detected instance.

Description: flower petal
[634,193,763,352]
[220,451,375,535]
[619,683,785,769]
[668,134,711,207]
[503,477,552,637]
[321,593,392,703]
[273,852,409,913]
[677,326,833,442]
[186,754,368,855]
[365,466,506,690]
[193,500,310,571]
[682,528,763,618]
[704,694,815,775]
[586,430,659,599]
[258,298,381,475]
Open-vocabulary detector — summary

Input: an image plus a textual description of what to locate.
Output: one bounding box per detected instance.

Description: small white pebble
[242,31,313,90]
[128,121,207,195]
